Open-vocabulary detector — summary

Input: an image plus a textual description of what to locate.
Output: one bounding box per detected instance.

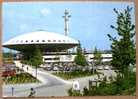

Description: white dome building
[3,31,112,64]
[3,31,79,52]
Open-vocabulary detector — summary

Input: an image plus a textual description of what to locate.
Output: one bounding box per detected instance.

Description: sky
[2,2,135,52]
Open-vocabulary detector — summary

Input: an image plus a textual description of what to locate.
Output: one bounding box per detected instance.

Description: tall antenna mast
[62,9,71,36]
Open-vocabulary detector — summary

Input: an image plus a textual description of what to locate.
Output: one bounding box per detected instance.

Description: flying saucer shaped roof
[3,31,79,52]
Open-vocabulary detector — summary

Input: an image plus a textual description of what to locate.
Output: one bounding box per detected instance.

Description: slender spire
[62,9,71,36]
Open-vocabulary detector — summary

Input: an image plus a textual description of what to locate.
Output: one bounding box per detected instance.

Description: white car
[97,66,103,70]
[104,66,110,70]
[53,66,59,71]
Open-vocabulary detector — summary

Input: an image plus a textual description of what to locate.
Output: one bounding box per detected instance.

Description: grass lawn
[3,73,40,84]
[53,70,100,80]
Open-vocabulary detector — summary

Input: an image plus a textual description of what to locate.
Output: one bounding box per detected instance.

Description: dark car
[44,66,53,71]
[64,66,70,71]
[58,66,64,71]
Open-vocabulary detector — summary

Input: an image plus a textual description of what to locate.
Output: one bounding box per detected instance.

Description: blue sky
[3,2,135,51]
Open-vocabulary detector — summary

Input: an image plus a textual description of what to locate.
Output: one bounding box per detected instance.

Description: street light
[35,63,37,79]
[11,87,14,96]
[91,61,95,74]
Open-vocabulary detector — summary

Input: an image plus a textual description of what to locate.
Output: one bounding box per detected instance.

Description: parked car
[2,70,16,77]
[97,66,103,70]
[110,66,115,70]
[44,66,53,71]
[75,66,83,71]
[64,66,70,71]
[104,66,110,70]
[58,66,64,71]
[40,64,47,68]
[53,66,59,71]
[69,67,76,71]
[82,66,89,72]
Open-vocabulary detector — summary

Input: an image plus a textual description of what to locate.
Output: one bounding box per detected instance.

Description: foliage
[22,47,43,68]
[68,71,136,96]
[3,73,40,84]
[68,6,136,96]
[53,70,99,80]
[107,6,136,74]
[3,51,14,64]
[74,41,88,66]
[30,47,43,67]
[93,47,102,65]
[3,52,12,58]
[68,88,82,96]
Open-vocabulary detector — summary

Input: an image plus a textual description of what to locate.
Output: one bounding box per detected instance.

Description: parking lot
[39,63,112,73]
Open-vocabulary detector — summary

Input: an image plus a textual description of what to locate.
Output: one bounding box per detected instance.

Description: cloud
[40,8,51,16]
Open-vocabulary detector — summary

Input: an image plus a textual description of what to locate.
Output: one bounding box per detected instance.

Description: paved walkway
[3,83,45,97]
[14,61,72,85]
[3,61,73,97]
[3,61,116,97]
[3,69,116,97]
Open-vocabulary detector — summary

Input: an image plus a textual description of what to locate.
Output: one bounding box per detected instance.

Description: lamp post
[35,65,37,79]
[91,61,95,74]
[11,87,14,96]
[22,64,24,73]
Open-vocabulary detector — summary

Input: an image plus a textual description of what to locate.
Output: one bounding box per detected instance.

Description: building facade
[43,53,112,64]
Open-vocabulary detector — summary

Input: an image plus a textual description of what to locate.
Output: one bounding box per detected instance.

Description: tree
[74,41,88,66]
[22,47,43,66]
[3,51,13,64]
[68,6,136,96]
[68,71,136,96]
[107,6,136,75]
[27,47,43,78]
[93,47,102,65]
[30,48,43,67]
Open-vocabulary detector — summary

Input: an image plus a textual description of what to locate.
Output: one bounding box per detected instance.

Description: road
[3,68,116,97]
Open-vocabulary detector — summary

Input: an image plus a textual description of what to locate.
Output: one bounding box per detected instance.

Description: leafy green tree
[68,71,135,96]
[107,6,136,74]
[30,47,43,78]
[93,47,102,65]
[21,47,43,78]
[3,50,14,64]
[3,52,12,58]
[22,47,43,66]
[74,41,88,66]
[30,47,43,68]
[68,6,136,96]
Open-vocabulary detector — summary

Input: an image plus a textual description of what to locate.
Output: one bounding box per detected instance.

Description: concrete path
[3,83,45,97]
[3,69,116,97]
[3,62,116,97]
[3,61,73,97]
[14,61,72,85]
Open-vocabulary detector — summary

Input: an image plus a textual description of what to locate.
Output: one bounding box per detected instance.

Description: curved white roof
[3,31,79,45]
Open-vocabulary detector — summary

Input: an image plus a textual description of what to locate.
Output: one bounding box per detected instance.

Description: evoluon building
[3,31,79,63]
[3,31,112,64]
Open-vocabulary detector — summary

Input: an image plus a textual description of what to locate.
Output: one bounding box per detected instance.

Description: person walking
[27,66,29,71]
[28,88,36,97]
